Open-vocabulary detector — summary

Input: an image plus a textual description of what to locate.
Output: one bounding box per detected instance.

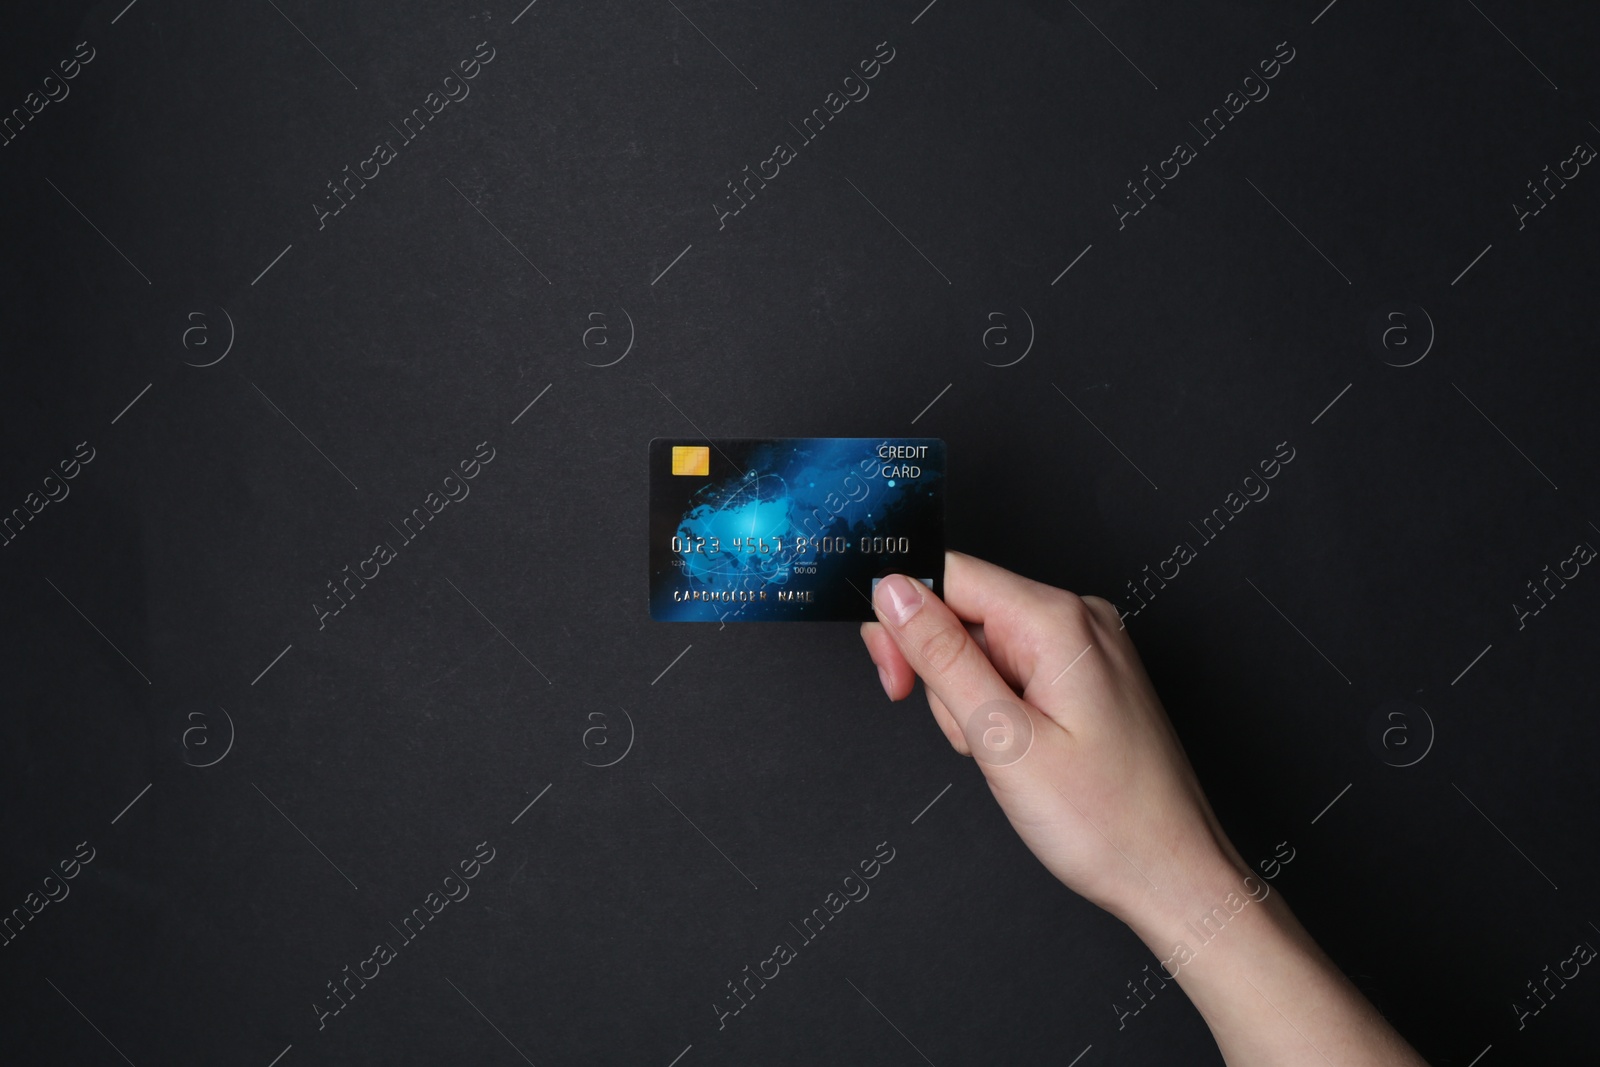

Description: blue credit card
[649,438,946,621]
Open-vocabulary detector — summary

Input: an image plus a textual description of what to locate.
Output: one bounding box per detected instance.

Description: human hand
[860,551,1253,940]
[862,552,1431,1067]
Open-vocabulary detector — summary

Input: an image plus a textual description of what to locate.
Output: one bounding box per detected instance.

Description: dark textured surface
[2,1,1598,1064]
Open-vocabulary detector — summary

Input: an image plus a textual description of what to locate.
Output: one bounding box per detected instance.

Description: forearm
[1124,865,1429,1066]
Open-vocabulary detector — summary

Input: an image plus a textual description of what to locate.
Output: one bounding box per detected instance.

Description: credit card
[649,438,946,621]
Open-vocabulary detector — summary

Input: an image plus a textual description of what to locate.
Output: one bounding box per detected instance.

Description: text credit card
[649,438,946,621]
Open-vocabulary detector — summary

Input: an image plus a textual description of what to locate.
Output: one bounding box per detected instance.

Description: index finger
[939,550,1053,624]
[941,551,1090,693]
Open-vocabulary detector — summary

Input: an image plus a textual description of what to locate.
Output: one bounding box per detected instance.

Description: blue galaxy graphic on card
[649,438,946,621]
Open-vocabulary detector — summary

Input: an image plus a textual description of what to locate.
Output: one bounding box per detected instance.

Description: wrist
[1121,849,1281,965]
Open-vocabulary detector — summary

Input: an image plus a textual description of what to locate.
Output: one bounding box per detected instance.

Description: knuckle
[917,621,970,674]
[1046,588,1095,631]
[1079,595,1120,627]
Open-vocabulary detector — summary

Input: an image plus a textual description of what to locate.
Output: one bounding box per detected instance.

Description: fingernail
[876,574,924,626]
[876,664,893,699]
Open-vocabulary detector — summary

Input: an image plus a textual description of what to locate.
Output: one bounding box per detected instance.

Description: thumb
[872,573,1039,765]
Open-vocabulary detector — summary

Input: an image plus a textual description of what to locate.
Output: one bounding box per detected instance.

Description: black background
[3,1,1598,1064]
